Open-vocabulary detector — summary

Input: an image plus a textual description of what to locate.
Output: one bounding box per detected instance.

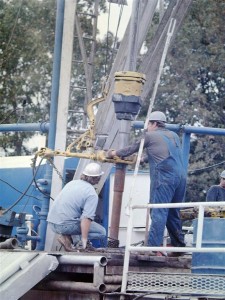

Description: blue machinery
[1,0,225,250]
[0,0,65,250]
[1,121,225,250]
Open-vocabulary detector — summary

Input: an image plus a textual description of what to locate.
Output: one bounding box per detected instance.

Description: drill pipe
[35,281,107,293]
[57,254,107,266]
[0,238,19,249]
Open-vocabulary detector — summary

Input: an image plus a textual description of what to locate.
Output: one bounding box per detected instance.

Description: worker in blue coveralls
[206,170,225,201]
[47,162,106,252]
[107,111,187,256]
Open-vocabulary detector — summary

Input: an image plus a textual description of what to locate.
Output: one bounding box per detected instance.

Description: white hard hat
[82,163,104,177]
[149,111,166,122]
[220,170,225,178]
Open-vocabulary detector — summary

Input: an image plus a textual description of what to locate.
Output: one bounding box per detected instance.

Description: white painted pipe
[57,255,108,266]
[36,281,107,293]
[0,238,19,249]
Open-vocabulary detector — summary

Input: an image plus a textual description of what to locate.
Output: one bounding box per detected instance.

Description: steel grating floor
[127,272,225,297]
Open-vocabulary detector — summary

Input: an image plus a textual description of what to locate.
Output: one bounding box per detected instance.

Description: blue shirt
[47,179,98,225]
[206,185,225,202]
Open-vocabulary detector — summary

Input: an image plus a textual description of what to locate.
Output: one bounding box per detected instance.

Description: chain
[46,157,66,186]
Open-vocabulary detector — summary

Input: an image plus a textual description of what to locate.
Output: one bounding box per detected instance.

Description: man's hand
[75,239,87,250]
[140,157,146,166]
[106,149,116,158]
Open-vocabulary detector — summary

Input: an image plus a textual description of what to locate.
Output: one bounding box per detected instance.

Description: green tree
[146,0,225,201]
[0,0,108,155]
[0,0,56,155]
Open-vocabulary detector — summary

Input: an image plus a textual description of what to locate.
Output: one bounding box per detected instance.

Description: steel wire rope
[2,156,45,214]
[32,154,55,201]
[20,187,34,216]
[124,18,177,216]
[0,178,43,202]
[109,4,124,71]
[0,108,22,124]
[188,160,225,174]
[104,2,111,75]
[0,98,27,124]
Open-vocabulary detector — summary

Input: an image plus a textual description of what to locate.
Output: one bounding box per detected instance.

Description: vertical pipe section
[48,0,65,150]
[44,0,77,251]
[109,164,126,244]
[182,132,191,175]
[120,205,134,296]
[51,0,77,197]
[102,177,110,246]
[196,204,204,249]
[109,0,141,246]
[36,0,65,250]
[125,0,140,71]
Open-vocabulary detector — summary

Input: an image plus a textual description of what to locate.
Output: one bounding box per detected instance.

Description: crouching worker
[47,162,106,251]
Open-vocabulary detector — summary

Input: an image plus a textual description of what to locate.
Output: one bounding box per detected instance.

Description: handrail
[120,201,225,295]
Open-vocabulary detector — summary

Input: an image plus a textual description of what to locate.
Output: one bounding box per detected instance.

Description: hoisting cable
[188,160,225,174]
[105,2,124,74]
[0,178,43,202]
[32,153,56,200]
[105,2,111,75]
[125,18,177,216]
[0,107,22,124]
[2,156,45,214]
[109,4,124,70]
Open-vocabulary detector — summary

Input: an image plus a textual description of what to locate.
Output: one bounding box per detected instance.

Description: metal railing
[120,201,225,294]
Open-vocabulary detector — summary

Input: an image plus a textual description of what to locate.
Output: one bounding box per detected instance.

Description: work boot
[75,240,96,251]
[86,240,96,251]
[57,234,77,252]
[167,251,186,257]
[142,251,167,257]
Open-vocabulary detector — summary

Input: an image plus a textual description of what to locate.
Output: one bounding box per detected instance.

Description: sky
[97,0,133,39]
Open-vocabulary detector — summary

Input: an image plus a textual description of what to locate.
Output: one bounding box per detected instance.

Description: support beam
[73,0,159,193]
[45,0,77,251]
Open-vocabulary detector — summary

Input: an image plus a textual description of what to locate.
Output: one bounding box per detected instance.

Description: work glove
[106,149,116,159]
[96,150,108,162]
[140,157,146,166]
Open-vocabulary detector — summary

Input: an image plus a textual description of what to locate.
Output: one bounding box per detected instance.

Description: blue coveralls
[147,131,186,247]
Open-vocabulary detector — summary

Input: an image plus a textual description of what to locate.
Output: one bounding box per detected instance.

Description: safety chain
[46,157,66,186]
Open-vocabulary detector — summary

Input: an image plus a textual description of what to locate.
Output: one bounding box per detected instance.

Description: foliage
[0,0,108,155]
[1,0,224,202]
[0,0,56,155]
[140,0,225,201]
